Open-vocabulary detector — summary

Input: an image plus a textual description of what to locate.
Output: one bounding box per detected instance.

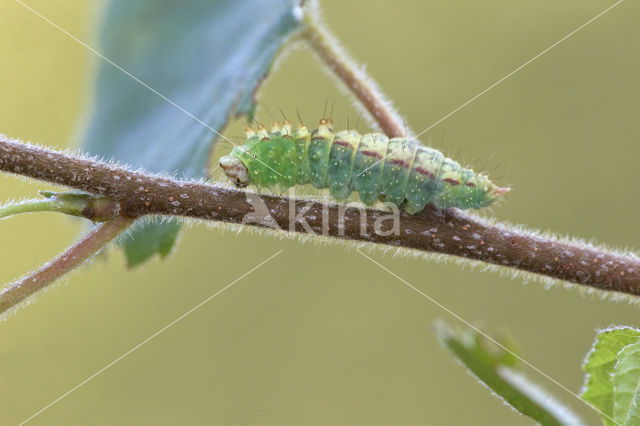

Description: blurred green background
[1,0,639,424]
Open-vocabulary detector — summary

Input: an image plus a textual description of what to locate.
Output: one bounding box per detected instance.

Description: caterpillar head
[219,154,250,188]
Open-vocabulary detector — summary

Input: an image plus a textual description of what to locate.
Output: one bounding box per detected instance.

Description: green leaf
[79,0,301,266]
[120,219,182,268]
[582,326,640,425]
[435,322,582,426]
[612,342,640,425]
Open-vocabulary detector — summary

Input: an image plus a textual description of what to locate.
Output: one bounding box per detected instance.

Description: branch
[1,137,639,298]
[301,1,407,138]
[0,216,133,315]
[296,3,640,297]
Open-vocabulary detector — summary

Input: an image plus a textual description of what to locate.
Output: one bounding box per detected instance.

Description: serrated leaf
[79,0,300,266]
[435,322,582,426]
[612,342,640,425]
[582,327,640,426]
[581,327,640,425]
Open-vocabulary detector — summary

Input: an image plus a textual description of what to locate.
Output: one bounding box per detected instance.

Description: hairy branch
[1,137,639,297]
[301,1,407,138]
[0,216,133,315]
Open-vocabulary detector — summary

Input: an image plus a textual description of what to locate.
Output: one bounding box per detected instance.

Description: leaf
[434,322,582,426]
[612,342,640,425]
[79,0,301,266]
[582,326,640,425]
[120,219,182,267]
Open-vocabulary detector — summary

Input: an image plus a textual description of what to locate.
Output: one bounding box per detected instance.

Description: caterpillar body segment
[403,147,443,213]
[307,119,334,188]
[327,129,360,201]
[352,133,389,205]
[293,126,312,184]
[219,119,509,213]
[381,138,418,206]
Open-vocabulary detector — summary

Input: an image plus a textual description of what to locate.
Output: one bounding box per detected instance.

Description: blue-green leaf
[435,322,582,426]
[79,0,301,266]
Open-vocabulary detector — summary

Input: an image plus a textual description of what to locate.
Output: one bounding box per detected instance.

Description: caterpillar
[219,119,509,214]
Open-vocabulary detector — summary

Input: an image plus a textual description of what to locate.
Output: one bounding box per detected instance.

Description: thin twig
[0,216,133,315]
[0,198,67,219]
[301,1,407,138]
[0,192,120,221]
[1,137,639,300]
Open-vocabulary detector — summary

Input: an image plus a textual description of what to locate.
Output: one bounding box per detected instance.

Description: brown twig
[0,215,133,315]
[301,2,407,138]
[2,137,639,299]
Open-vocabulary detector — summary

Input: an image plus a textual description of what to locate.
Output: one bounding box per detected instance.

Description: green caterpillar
[219,119,509,213]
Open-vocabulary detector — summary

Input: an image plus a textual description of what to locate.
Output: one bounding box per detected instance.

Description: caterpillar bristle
[244,127,256,139]
[256,125,269,139]
[293,125,309,140]
[317,118,333,135]
[282,120,292,135]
